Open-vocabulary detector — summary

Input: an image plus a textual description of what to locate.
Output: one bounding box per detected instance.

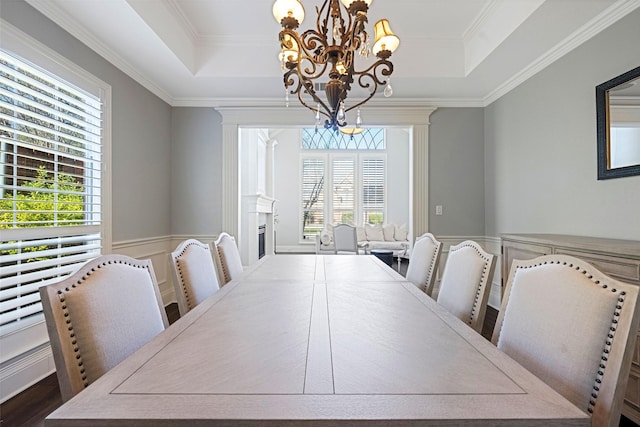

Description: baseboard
[0,344,54,403]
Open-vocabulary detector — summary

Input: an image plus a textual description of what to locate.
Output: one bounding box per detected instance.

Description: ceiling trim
[171,97,486,109]
[25,0,640,110]
[25,0,175,105]
[483,0,640,106]
[163,0,198,42]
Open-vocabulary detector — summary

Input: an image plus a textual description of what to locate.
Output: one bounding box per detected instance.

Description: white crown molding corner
[25,0,176,106]
[483,0,640,106]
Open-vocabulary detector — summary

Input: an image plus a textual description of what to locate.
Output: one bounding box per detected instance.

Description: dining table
[44,254,590,426]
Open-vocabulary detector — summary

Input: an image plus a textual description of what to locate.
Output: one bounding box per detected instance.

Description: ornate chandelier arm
[343,59,394,113]
[283,66,332,119]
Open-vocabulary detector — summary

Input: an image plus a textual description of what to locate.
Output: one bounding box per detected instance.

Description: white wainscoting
[112,234,219,305]
[0,234,217,403]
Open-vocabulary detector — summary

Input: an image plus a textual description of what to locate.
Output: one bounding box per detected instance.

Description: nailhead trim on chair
[173,241,211,311]
[54,258,151,390]
[512,258,627,415]
[424,235,441,291]
[217,246,231,283]
[451,241,492,327]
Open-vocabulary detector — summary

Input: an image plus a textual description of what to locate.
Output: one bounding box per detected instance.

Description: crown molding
[25,0,175,105]
[172,97,485,109]
[483,0,640,106]
[25,0,640,110]
[215,104,438,127]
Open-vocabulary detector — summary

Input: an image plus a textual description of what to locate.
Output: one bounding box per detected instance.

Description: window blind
[362,158,385,224]
[332,158,354,224]
[0,49,103,335]
[301,158,324,240]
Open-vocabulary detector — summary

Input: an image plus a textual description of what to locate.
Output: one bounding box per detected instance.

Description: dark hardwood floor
[1,270,638,427]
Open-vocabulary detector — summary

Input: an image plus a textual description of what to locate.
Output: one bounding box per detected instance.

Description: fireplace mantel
[243,193,276,214]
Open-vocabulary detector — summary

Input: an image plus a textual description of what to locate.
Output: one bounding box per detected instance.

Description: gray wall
[170,108,223,235]
[7,0,638,244]
[484,8,640,241]
[429,108,485,236]
[1,0,173,242]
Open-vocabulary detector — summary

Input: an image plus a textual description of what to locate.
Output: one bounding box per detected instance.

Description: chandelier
[273,0,399,132]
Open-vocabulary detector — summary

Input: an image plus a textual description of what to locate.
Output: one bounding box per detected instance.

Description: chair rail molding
[217,104,437,255]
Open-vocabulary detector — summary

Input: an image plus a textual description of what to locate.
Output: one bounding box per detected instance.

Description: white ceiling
[25,0,640,107]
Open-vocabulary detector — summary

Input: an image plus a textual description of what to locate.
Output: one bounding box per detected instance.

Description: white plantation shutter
[362,158,385,224]
[301,158,324,239]
[300,129,386,240]
[331,158,354,224]
[0,48,104,335]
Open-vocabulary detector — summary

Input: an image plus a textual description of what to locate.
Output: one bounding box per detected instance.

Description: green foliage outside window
[1,168,85,258]
[367,213,383,224]
[340,212,353,224]
[0,168,85,230]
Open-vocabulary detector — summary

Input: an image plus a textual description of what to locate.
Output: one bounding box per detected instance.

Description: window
[332,158,355,224]
[301,158,324,240]
[0,47,107,336]
[300,128,385,240]
[362,158,385,224]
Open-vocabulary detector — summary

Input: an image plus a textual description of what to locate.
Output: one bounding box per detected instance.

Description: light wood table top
[45,254,589,426]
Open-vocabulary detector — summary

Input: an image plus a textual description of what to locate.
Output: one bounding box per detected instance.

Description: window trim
[0,21,111,341]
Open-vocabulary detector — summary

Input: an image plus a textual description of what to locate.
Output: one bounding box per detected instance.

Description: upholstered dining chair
[436,240,496,333]
[332,223,359,254]
[214,232,244,284]
[169,239,221,316]
[39,254,168,401]
[405,232,443,295]
[492,255,640,427]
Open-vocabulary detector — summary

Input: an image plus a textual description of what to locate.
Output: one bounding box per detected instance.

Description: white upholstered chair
[169,239,221,316]
[214,232,244,284]
[405,232,442,295]
[492,255,640,427]
[436,240,496,333]
[332,223,359,254]
[39,255,168,401]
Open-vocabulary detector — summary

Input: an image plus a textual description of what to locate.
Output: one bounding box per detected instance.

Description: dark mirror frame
[596,65,640,180]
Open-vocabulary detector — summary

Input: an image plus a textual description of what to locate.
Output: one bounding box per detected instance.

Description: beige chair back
[169,239,221,316]
[214,232,244,284]
[436,240,496,333]
[405,232,442,295]
[332,224,358,254]
[39,255,168,401]
[492,255,640,427]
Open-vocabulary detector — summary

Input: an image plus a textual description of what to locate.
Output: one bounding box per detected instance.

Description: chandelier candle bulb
[273,0,305,28]
[274,0,398,132]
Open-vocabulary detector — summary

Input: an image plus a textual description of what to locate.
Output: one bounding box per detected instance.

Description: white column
[413,122,430,239]
[221,122,239,241]
[266,139,278,255]
[266,139,278,198]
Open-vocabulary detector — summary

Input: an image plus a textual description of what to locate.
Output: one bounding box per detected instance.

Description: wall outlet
[435,205,443,216]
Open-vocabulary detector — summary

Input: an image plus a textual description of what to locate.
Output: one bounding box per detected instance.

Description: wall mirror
[596,66,640,180]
